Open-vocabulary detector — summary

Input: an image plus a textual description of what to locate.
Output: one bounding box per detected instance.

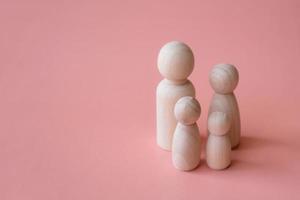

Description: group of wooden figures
[156,41,241,171]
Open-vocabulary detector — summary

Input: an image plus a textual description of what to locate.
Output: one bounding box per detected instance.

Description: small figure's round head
[208,111,231,136]
[174,96,201,125]
[209,64,239,94]
[157,41,194,81]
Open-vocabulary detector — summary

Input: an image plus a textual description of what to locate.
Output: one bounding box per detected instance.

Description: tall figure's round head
[174,96,201,125]
[209,64,239,94]
[157,41,194,81]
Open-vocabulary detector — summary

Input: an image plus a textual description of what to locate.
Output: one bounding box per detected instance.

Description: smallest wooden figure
[172,96,201,171]
[206,111,232,170]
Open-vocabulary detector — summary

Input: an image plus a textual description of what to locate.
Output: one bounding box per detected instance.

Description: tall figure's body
[156,41,196,151]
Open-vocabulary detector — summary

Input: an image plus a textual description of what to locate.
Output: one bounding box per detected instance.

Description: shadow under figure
[238,135,284,150]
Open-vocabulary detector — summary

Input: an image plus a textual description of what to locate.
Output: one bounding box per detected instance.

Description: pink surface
[1,0,300,199]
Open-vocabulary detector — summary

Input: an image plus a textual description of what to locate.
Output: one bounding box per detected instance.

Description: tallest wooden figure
[156,41,196,151]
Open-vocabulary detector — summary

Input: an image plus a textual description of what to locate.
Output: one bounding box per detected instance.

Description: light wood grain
[206,134,231,170]
[172,97,201,171]
[206,111,232,170]
[208,111,231,136]
[209,63,239,94]
[208,64,241,148]
[174,96,201,125]
[157,41,194,82]
[156,41,195,150]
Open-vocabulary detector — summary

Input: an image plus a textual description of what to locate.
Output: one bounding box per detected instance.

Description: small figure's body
[156,41,196,150]
[206,112,231,170]
[172,96,201,171]
[208,64,240,148]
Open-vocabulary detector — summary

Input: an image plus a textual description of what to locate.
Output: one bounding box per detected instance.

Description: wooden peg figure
[156,41,196,150]
[208,64,241,149]
[172,96,201,171]
[206,111,231,170]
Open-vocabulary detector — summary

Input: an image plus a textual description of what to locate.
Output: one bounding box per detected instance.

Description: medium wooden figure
[206,111,231,170]
[172,96,201,171]
[156,41,196,150]
[208,63,241,148]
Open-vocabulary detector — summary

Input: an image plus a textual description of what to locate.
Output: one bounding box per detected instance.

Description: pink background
[1,0,300,199]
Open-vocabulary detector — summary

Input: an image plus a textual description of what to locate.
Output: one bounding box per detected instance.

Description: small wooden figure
[208,64,241,148]
[156,41,196,151]
[206,111,231,170]
[172,96,201,171]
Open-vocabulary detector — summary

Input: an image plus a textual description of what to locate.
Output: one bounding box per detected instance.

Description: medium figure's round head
[208,111,231,136]
[209,64,239,94]
[157,41,194,81]
[174,96,201,125]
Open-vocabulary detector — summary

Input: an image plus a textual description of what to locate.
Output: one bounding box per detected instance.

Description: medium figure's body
[208,64,240,148]
[156,41,195,150]
[172,97,201,171]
